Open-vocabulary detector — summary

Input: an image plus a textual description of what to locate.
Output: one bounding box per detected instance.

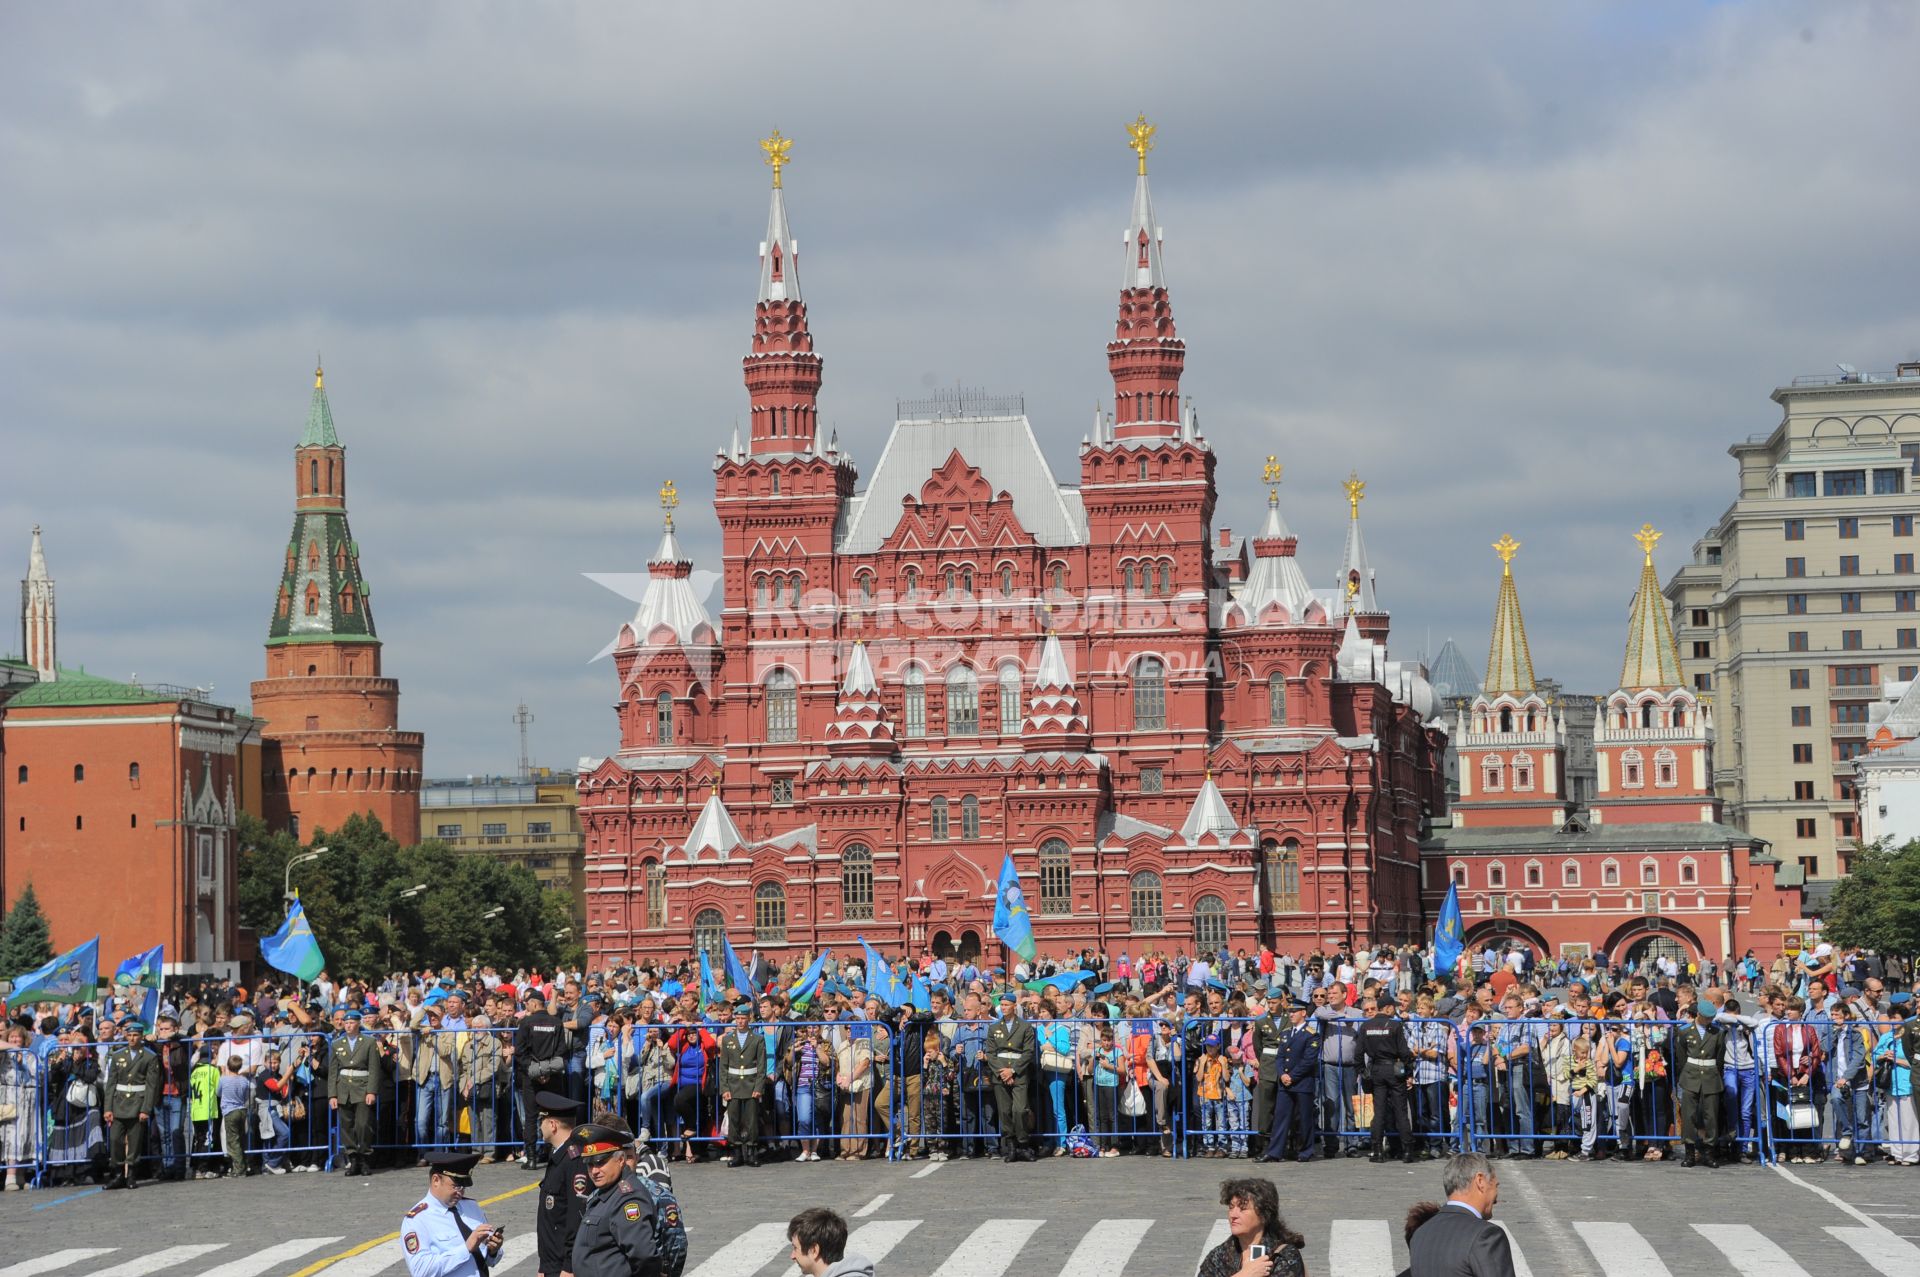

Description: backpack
[1063,1124,1099,1157]
[646,1181,689,1277]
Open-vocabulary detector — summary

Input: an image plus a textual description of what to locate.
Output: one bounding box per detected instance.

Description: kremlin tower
[252,364,424,845]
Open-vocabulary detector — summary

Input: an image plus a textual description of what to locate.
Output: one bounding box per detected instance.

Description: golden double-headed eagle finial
[1493,534,1521,573]
[760,129,793,189]
[660,479,679,528]
[1344,471,1366,520]
[1263,454,1284,497]
[1126,113,1156,175]
[1634,522,1662,563]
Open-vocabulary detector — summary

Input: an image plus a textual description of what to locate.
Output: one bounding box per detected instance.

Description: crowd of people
[1,938,1915,1190]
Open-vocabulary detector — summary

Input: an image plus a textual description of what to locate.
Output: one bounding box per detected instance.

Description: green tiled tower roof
[270,365,378,645]
[300,363,339,447]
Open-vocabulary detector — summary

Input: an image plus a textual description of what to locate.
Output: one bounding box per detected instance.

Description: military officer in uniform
[401,1150,504,1277]
[330,1009,383,1176]
[535,1091,589,1277]
[1262,999,1322,1162]
[104,1020,161,1190]
[572,1121,687,1277]
[984,993,1035,1162]
[1677,1002,1729,1168]
[1248,998,1291,1161]
[718,1003,767,1167]
[1357,995,1417,1164]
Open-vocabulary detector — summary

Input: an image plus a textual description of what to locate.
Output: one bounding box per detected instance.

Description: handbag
[1041,1046,1073,1072]
[289,1097,308,1121]
[64,1077,98,1109]
[0,1101,17,1122]
[1121,1079,1146,1117]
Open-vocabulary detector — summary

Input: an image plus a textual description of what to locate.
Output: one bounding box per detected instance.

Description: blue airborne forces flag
[260,899,325,982]
[1432,881,1465,977]
[8,937,99,1007]
[992,855,1036,963]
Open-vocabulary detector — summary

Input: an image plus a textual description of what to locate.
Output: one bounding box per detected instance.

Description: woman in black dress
[1196,1176,1308,1277]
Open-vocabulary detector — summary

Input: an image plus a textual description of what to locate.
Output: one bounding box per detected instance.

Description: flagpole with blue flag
[114,943,164,1028]
[857,937,908,1008]
[722,935,755,998]
[260,899,326,982]
[1432,881,1465,979]
[698,949,723,1010]
[788,949,831,1007]
[7,936,99,1007]
[991,855,1036,965]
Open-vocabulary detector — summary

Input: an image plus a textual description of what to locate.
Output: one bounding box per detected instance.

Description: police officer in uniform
[536,1092,590,1277]
[571,1122,687,1277]
[1262,998,1322,1162]
[330,1009,383,1176]
[104,1020,161,1190]
[984,994,1035,1162]
[718,1003,767,1168]
[401,1150,504,1277]
[1248,998,1290,1161]
[1357,995,1416,1164]
[1676,1003,1728,1168]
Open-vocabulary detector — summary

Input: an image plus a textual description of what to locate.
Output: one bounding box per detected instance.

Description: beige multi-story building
[1666,361,1920,883]
[420,773,586,926]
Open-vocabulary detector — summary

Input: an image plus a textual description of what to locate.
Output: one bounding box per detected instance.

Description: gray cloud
[3,2,1916,773]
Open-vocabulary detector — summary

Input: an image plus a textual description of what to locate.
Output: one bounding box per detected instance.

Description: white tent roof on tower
[1234,492,1321,625]
[758,183,801,303]
[1034,630,1075,690]
[684,788,745,861]
[630,523,714,648]
[1179,774,1245,846]
[841,639,879,695]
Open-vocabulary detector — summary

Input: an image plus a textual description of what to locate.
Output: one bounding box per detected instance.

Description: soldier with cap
[717,1003,766,1168]
[1262,998,1322,1162]
[103,1020,161,1190]
[402,1150,505,1277]
[1676,999,1729,1168]
[571,1121,688,1277]
[1248,996,1291,1161]
[330,1009,383,1176]
[535,1091,590,1277]
[984,992,1035,1162]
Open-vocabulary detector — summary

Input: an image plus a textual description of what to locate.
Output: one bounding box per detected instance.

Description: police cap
[535,1090,582,1120]
[426,1149,483,1186]
[572,1121,633,1164]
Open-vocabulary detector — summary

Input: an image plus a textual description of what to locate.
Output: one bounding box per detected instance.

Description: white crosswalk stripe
[780,1220,923,1277]
[1326,1219,1393,1277]
[0,1253,118,1277]
[1058,1219,1154,1277]
[1491,1222,1536,1277]
[320,1228,535,1277]
[1574,1222,1671,1277]
[1694,1224,1812,1277]
[489,1234,540,1272]
[928,1219,1044,1277]
[92,1248,231,1277]
[194,1237,343,1277]
[685,1221,794,1277]
[1826,1226,1920,1277]
[1194,1219,1230,1277]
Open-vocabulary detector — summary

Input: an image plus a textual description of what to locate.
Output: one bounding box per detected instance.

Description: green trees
[0,881,56,981]
[1824,838,1920,958]
[236,812,572,979]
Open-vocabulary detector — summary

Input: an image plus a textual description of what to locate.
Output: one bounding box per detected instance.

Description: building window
[947,665,980,735]
[1794,781,1814,800]
[1896,554,1914,574]
[1691,608,1710,626]
[1902,664,1920,680]
[1514,757,1534,791]
[1792,743,1813,763]
[1267,673,1287,727]
[1789,668,1810,689]
[770,472,780,495]
[1896,514,1915,537]
[1525,862,1543,887]
[1601,860,1620,887]
[903,567,919,597]
[1562,861,1580,887]
[1656,751,1676,786]
[527,820,551,836]
[1051,563,1067,592]
[1138,458,1150,481]
[1826,470,1866,496]
[13,766,23,784]
[772,778,794,805]
[1692,641,1711,659]
[998,662,1023,734]
[1451,863,1467,887]
[1488,863,1506,889]
[1129,871,1164,933]
[1874,468,1905,495]
[1839,516,1860,539]
[766,670,798,742]
[754,882,786,942]
[1132,657,1166,730]
[1194,895,1228,950]
[1841,591,1862,613]
[904,667,927,738]
[1622,750,1643,787]
[1785,557,1806,578]
[930,797,950,841]
[436,824,462,839]
[1637,859,1657,886]
[1838,814,1857,839]
[857,571,874,604]
[1482,759,1503,792]
[73,764,84,782]
[1843,630,1864,651]
[691,909,727,961]
[1834,664,1877,686]
[1000,565,1015,596]
[128,762,140,783]
[1784,518,1805,541]
[1790,706,1812,726]
[644,860,666,928]
[1900,629,1918,649]
[1786,473,1815,498]
[1795,819,1816,838]
[960,794,980,840]
[1788,631,1809,652]
[1835,702,1870,724]
[1266,842,1301,912]
[482,822,507,838]
[1898,591,1918,612]
[1140,767,1163,794]
[1786,594,1808,615]
[655,691,674,744]
[841,844,874,920]
[1039,839,1072,914]
[1840,555,1861,577]
[1694,673,1712,691]
[1836,739,1866,761]
[1680,859,1698,885]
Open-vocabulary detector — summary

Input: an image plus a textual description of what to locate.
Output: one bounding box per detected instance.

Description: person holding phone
[1195,1176,1307,1277]
[401,1149,505,1277]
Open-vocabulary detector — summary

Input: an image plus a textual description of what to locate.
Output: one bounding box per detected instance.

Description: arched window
[1641,702,1655,728]
[1483,759,1503,792]
[904,666,927,737]
[1051,564,1066,593]
[770,472,780,495]
[930,796,950,841]
[128,762,140,783]
[1655,748,1677,787]
[1267,673,1287,727]
[1039,838,1071,914]
[841,844,874,920]
[1499,707,1514,733]
[15,765,25,784]
[644,860,666,929]
[1525,861,1543,887]
[765,670,798,742]
[1488,862,1506,888]
[998,662,1023,734]
[1451,862,1468,887]
[1129,871,1164,932]
[1000,565,1014,596]
[961,566,974,596]
[310,458,319,493]
[1562,860,1580,887]
[903,567,920,597]
[305,581,321,616]
[1157,562,1171,596]
[1601,859,1620,887]
[1266,841,1300,913]
[753,575,770,609]
[1133,657,1166,730]
[857,572,875,604]
[1640,858,1659,886]
[960,794,980,840]
[754,882,787,942]
[945,566,958,596]
[694,908,726,962]
[1679,858,1698,885]
[73,764,85,783]
[1622,749,1643,788]
[947,665,979,735]
[1194,895,1228,949]
[1513,752,1533,792]
[1122,563,1136,593]
[1138,457,1149,481]
[656,691,674,745]
[789,573,805,607]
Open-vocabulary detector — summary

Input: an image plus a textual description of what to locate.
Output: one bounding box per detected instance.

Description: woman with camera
[1196,1177,1307,1277]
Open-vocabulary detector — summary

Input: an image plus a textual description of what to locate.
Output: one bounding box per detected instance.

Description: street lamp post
[284,846,331,905]
[387,883,428,971]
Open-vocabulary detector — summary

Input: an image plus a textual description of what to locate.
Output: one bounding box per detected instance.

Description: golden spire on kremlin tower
[1484,533,1536,694]
[1126,113,1156,175]
[1344,471,1366,520]
[314,357,324,390]
[760,129,793,189]
[1264,454,1283,501]
[1620,522,1685,690]
[1493,533,1521,574]
[660,478,679,529]
[1634,522,1662,563]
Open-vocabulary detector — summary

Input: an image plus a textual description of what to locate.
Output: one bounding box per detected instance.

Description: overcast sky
[4,3,1917,776]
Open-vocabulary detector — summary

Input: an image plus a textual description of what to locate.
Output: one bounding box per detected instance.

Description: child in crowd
[1196,1036,1229,1157]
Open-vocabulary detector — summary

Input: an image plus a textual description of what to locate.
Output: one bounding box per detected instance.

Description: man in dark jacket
[535,1092,589,1277]
[1358,994,1417,1164]
[516,991,568,1167]
[1408,1152,1517,1277]
[1262,999,1321,1162]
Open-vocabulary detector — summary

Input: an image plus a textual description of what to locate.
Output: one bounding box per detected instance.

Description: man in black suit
[1407,1152,1518,1277]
